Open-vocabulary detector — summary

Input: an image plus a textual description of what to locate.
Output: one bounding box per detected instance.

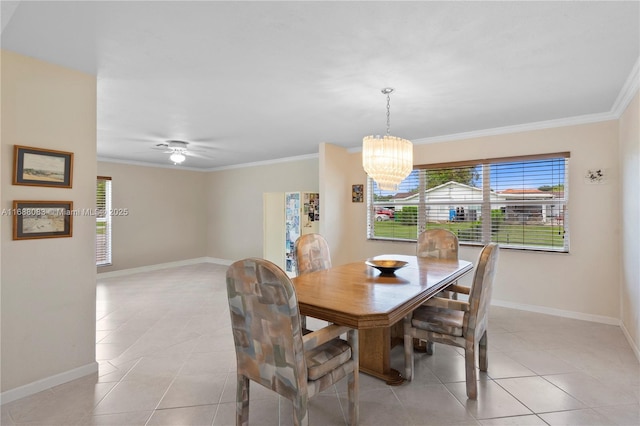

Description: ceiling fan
[153,140,192,164]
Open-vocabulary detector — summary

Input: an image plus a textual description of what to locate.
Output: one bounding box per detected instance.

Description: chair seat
[306,338,352,380]
[411,305,464,336]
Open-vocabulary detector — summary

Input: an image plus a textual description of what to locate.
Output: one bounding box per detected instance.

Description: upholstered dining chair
[226,258,359,426]
[414,229,461,351]
[294,233,332,275]
[416,228,459,260]
[417,228,460,299]
[403,243,500,399]
[294,233,332,330]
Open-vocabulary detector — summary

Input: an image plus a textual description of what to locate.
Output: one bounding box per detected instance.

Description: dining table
[291,254,473,385]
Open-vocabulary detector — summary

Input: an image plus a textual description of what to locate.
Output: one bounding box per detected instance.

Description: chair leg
[301,314,307,331]
[413,337,427,352]
[403,315,414,381]
[292,399,309,426]
[293,405,309,426]
[413,339,435,354]
[479,330,488,371]
[347,329,359,426]
[425,341,435,355]
[236,374,250,426]
[464,344,478,399]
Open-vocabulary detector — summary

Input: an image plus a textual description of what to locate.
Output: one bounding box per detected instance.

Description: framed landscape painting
[12,200,73,240]
[13,145,73,188]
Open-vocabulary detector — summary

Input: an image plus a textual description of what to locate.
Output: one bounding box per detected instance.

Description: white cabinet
[263,192,320,276]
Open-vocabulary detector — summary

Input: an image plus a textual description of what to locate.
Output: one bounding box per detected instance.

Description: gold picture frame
[12,200,73,240]
[13,145,74,188]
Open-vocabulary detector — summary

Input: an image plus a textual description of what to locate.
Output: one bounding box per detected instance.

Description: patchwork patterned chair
[403,243,500,399]
[294,233,332,330]
[417,228,459,261]
[226,258,359,426]
[415,229,462,352]
[294,233,332,275]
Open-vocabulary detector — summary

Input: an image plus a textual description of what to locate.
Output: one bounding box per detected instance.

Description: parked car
[375,213,391,221]
[375,208,395,218]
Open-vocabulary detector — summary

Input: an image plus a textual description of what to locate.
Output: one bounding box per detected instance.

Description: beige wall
[619,91,640,351]
[205,121,623,322]
[321,121,622,321]
[205,158,319,261]
[96,162,208,272]
[319,143,357,263]
[1,48,636,399]
[1,51,97,392]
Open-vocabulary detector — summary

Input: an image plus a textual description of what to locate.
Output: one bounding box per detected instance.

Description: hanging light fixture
[362,87,413,191]
[166,140,188,164]
[169,151,186,164]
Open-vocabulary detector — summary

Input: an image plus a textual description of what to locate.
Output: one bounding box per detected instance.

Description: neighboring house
[387,181,501,222]
[497,188,563,224]
[383,181,563,224]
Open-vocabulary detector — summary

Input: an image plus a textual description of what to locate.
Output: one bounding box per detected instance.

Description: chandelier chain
[386,93,391,136]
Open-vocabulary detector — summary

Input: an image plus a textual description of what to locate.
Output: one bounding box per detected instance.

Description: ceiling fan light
[170,151,186,164]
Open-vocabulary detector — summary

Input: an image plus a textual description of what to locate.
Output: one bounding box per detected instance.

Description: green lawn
[96,222,106,235]
[373,221,565,248]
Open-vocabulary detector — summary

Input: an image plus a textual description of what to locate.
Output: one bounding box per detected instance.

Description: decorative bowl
[365,259,409,276]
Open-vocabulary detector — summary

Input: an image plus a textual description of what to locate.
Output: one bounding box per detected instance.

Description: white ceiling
[2,1,639,170]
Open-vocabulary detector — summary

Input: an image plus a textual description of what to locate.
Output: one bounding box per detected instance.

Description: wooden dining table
[292,254,473,385]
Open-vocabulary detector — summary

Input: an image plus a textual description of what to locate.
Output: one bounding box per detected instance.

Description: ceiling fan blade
[186,151,214,159]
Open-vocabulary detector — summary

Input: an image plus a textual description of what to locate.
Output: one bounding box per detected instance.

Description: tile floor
[1,262,639,425]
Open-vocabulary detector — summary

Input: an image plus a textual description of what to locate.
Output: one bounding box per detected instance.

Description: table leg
[358,326,405,385]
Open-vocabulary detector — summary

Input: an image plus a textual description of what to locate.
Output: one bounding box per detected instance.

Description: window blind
[367,153,569,252]
[96,176,112,266]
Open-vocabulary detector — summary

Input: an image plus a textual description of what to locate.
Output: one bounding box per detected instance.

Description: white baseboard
[204,257,234,266]
[492,299,621,326]
[620,321,640,363]
[0,362,98,405]
[97,257,233,279]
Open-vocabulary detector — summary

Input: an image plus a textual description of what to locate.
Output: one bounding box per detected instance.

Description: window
[367,153,569,252]
[96,176,112,266]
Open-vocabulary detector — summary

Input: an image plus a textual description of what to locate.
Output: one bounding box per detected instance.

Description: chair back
[464,243,500,338]
[226,258,308,401]
[417,229,459,260]
[294,233,332,275]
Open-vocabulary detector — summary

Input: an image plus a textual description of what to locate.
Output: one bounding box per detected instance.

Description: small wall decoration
[13,200,73,240]
[303,192,320,225]
[13,145,74,188]
[352,184,364,202]
[585,168,605,184]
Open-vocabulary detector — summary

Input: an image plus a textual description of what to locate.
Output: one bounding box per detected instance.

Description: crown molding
[203,153,319,172]
[410,111,618,146]
[98,152,320,172]
[97,156,205,171]
[611,56,640,117]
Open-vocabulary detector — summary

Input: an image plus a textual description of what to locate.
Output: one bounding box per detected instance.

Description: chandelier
[362,88,413,191]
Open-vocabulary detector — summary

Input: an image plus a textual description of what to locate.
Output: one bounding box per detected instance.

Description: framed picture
[13,145,73,188]
[352,184,364,202]
[13,200,73,240]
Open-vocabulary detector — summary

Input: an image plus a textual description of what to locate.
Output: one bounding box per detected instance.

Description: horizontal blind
[489,157,567,250]
[423,165,485,244]
[96,176,112,266]
[367,153,569,252]
[368,170,422,241]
